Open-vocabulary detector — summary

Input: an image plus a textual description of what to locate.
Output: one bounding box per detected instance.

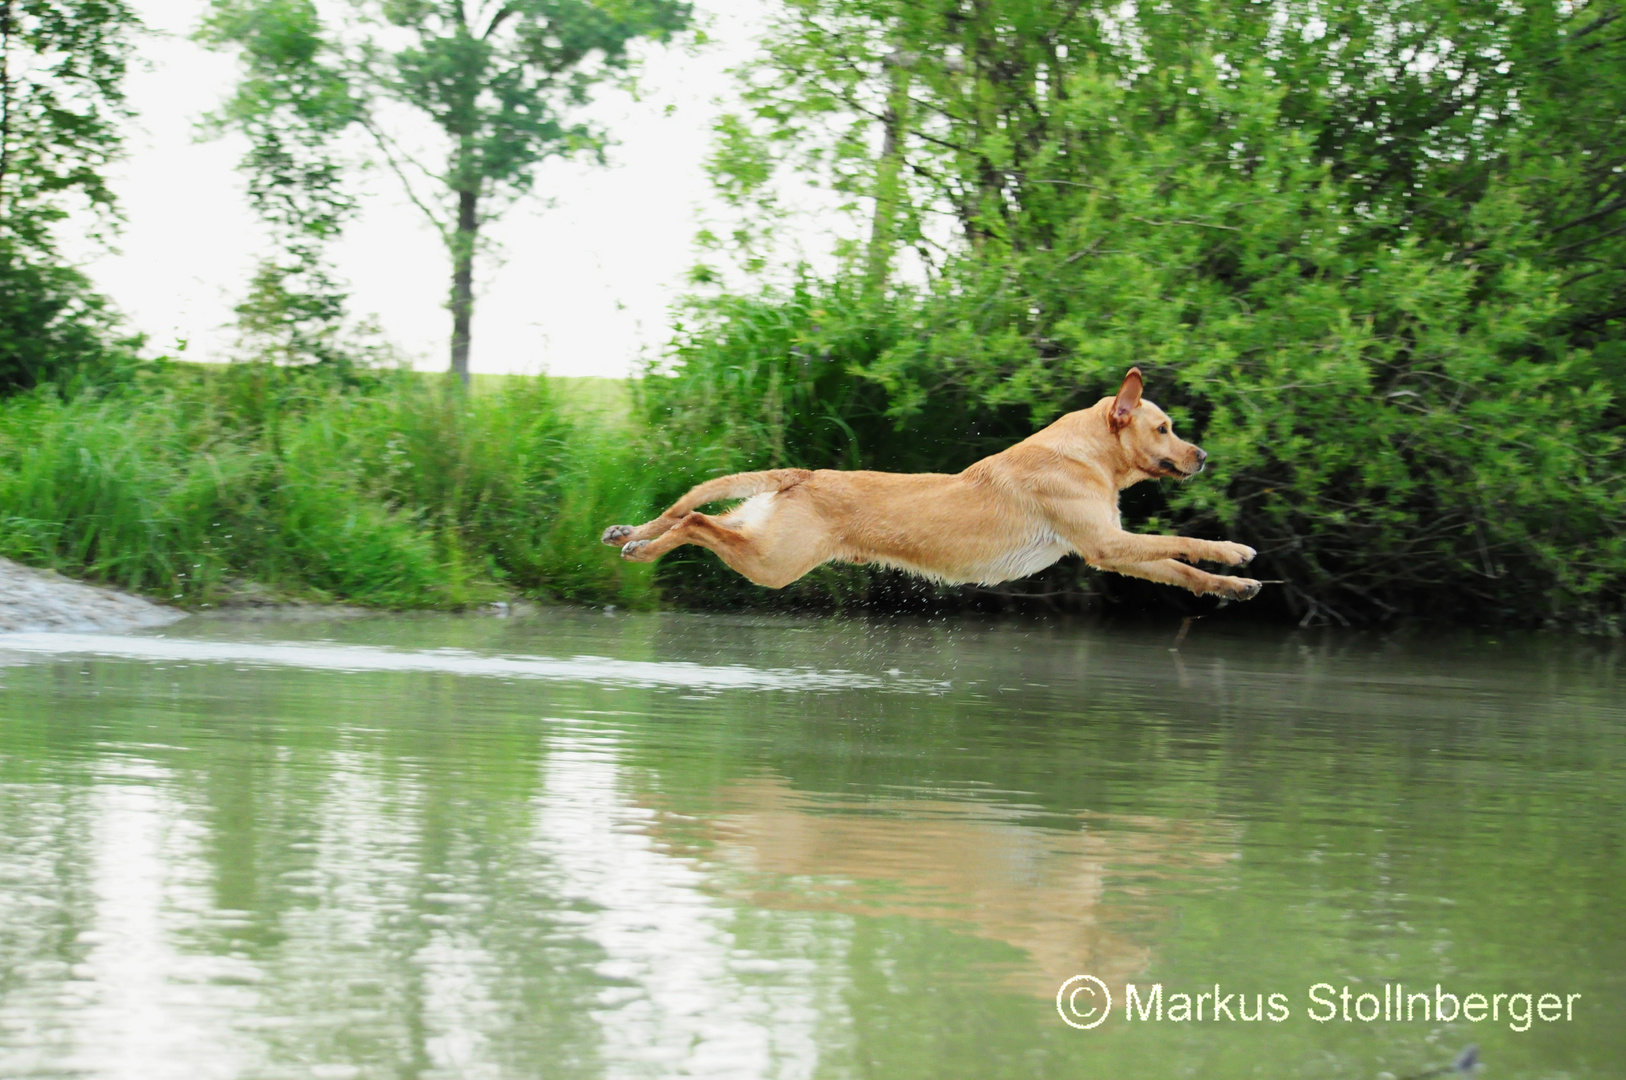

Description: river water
[0,610,1619,1079]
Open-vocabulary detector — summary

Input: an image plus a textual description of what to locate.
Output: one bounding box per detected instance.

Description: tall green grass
[0,364,659,608]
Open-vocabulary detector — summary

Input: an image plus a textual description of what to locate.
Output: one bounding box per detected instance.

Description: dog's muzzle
[1161,448,1208,477]
[1160,457,1203,477]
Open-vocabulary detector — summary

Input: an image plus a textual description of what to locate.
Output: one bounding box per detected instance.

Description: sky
[84,0,779,378]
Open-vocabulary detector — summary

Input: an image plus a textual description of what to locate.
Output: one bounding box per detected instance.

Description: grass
[0,363,660,610]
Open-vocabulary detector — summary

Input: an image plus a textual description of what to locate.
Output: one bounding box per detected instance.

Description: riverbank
[0,556,184,633]
[2,358,1621,634]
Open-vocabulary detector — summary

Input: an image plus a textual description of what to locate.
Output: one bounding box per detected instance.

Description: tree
[204,0,693,383]
[0,0,141,392]
[199,0,362,371]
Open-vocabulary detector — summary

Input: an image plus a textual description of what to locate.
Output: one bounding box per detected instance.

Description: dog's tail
[663,468,813,518]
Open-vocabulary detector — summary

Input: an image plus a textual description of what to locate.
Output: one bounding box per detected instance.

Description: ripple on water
[0,632,949,694]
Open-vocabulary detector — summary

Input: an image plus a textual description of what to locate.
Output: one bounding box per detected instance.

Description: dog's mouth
[1159,458,1201,478]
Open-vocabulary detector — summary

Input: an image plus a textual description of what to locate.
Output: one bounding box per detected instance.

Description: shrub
[649,268,1624,630]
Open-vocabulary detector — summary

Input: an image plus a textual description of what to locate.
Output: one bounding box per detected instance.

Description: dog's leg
[618,512,735,562]
[1077,531,1255,567]
[602,469,813,546]
[1098,558,1261,601]
[621,510,825,589]
[1054,504,1255,567]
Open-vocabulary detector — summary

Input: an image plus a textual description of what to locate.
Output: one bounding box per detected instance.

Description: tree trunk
[449,188,478,386]
[865,57,909,291]
[1,0,13,217]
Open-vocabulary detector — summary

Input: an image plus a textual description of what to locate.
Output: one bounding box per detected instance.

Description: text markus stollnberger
[1110,983,1582,1032]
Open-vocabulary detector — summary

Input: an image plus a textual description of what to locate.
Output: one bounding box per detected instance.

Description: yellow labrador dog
[603,368,1261,600]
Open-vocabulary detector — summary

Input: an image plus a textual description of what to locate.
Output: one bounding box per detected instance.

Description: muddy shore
[0,558,186,633]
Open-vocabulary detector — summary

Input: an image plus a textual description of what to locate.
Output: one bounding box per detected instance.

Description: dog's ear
[1109,367,1143,433]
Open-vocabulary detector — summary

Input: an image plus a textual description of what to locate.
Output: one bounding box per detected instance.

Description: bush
[648,4,1626,632]
[0,247,143,395]
[648,268,1624,631]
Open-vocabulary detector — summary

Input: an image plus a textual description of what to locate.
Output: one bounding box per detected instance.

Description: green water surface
[0,611,1620,1079]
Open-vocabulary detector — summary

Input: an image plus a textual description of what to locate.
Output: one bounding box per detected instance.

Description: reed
[0,364,659,609]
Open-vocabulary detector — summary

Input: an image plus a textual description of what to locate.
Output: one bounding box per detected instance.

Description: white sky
[84,0,781,378]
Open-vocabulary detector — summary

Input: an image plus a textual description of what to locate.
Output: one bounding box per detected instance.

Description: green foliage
[0,0,137,245]
[649,0,1626,630]
[0,367,659,608]
[0,0,141,392]
[197,0,366,369]
[0,243,141,392]
[375,0,692,198]
[196,0,357,242]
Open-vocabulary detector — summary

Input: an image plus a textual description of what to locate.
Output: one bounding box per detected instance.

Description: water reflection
[534,736,832,1078]
[645,777,1237,998]
[0,770,266,1080]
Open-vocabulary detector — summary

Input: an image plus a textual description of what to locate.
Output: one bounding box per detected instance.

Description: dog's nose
[1195,448,1208,464]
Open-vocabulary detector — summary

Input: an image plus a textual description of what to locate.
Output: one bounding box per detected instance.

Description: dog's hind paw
[602,525,635,546]
[620,539,654,562]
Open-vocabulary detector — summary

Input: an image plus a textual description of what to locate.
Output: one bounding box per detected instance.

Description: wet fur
[601,368,1261,601]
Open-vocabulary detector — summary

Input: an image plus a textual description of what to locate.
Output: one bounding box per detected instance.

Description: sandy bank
[0,558,186,633]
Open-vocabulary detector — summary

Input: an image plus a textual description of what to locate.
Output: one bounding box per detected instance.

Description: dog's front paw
[1224,577,1262,601]
[602,524,635,547]
[1208,541,1256,567]
[620,539,654,562]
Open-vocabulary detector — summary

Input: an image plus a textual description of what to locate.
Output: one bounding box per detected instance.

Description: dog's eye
[1157,424,1169,434]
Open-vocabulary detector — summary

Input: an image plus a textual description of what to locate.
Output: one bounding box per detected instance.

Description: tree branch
[359,113,449,240]
[1543,189,1626,238]
[483,3,517,40]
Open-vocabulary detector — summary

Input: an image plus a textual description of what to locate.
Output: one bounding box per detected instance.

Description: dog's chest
[970,529,1071,585]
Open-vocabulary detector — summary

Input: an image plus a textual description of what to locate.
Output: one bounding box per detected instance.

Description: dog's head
[1107,368,1208,479]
